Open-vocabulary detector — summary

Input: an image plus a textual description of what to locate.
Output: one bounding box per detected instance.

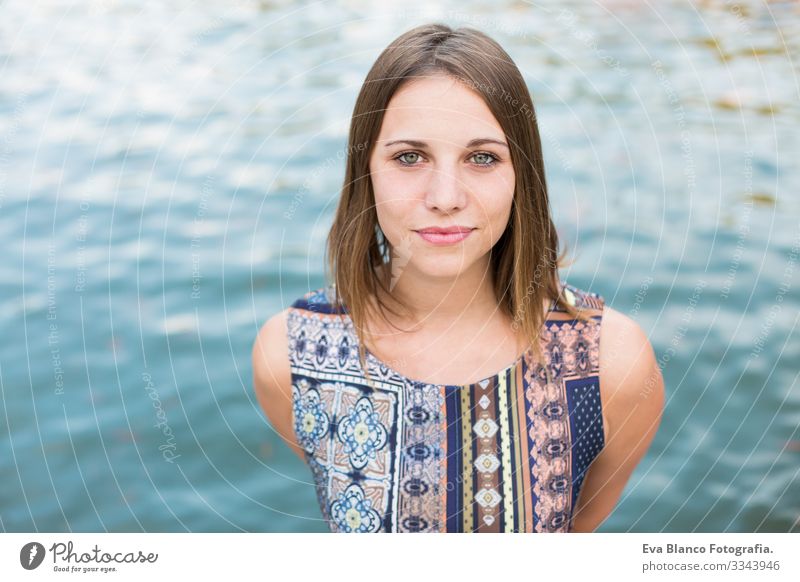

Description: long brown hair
[325,22,591,388]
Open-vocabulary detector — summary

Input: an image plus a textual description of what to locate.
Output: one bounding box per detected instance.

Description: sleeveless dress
[287,280,606,533]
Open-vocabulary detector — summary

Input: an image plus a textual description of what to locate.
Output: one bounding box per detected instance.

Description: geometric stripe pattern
[287,280,605,532]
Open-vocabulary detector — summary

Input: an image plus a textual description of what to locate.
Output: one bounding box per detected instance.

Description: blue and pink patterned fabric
[287,281,606,532]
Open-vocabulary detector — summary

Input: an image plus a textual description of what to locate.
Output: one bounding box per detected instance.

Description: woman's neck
[371,260,501,332]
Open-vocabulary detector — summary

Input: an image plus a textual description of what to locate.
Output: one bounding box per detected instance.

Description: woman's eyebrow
[383,138,509,149]
[467,138,509,149]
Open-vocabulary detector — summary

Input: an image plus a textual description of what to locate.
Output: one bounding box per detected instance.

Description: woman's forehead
[379,79,504,142]
[387,75,488,109]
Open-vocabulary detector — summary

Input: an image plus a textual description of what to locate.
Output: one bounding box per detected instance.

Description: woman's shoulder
[598,304,659,389]
[546,279,662,417]
[597,301,664,447]
[251,308,306,460]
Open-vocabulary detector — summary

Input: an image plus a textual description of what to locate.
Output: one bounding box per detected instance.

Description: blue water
[1,0,798,532]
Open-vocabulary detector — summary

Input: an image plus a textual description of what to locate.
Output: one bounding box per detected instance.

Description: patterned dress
[287,281,606,532]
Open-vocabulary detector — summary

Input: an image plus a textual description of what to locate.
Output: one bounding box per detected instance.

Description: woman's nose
[424,165,467,212]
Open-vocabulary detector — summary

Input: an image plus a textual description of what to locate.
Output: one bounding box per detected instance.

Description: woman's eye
[471,152,498,166]
[396,152,422,165]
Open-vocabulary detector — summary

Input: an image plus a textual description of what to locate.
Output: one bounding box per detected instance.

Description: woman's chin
[404,256,478,280]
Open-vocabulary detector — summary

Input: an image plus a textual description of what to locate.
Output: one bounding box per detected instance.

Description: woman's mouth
[414,228,475,246]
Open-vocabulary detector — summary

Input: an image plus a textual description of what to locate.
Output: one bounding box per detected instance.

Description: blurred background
[0,0,798,532]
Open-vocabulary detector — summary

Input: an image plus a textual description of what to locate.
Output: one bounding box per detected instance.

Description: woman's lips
[415,229,474,246]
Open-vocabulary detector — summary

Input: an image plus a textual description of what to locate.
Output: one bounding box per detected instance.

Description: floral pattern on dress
[336,395,389,470]
[329,482,383,533]
[292,383,330,454]
[336,396,389,469]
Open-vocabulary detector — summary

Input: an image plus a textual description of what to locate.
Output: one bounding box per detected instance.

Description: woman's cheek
[375,204,406,245]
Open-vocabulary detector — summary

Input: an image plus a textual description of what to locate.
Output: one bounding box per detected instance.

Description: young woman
[253,23,664,533]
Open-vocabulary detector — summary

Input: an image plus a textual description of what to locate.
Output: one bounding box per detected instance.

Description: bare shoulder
[251,308,304,459]
[598,306,665,431]
[570,305,665,532]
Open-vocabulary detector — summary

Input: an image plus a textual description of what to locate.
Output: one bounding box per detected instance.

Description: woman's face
[368,74,516,282]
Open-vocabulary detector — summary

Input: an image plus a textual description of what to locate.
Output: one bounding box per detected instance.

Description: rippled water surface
[1,0,798,532]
